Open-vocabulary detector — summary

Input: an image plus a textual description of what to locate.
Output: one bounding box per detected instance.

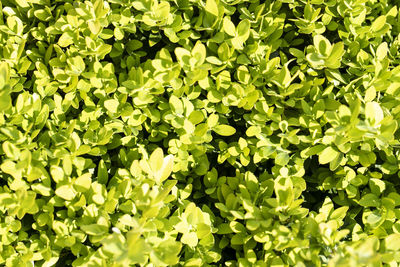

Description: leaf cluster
[1,0,400,266]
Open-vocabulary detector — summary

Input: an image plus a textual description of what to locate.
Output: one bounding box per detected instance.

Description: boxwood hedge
[1,0,400,266]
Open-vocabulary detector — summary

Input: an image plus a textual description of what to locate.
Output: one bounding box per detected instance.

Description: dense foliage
[1,0,400,266]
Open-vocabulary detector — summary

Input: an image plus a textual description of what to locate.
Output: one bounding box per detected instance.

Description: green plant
[2,0,400,266]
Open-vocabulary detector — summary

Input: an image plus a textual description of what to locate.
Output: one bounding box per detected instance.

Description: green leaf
[329,206,349,221]
[207,113,219,127]
[104,99,119,113]
[236,19,250,42]
[192,41,206,66]
[175,47,191,66]
[58,32,74,47]
[319,146,340,165]
[369,179,385,195]
[205,0,219,17]
[231,233,245,245]
[98,159,108,184]
[306,53,325,69]
[81,224,108,236]
[371,15,386,32]
[14,0,29,8]
[325,42,344,68]
[2,141,20,159]
[114,27,124,40]
[275,177,293,206]
[376,42,388,60]
[181,231,198,247]
[34,9,52,21]
[0,62,11,111]
[7,16,23,35]
[188,110,204,125]
[275,152,289,166]
[154,2,170,19]
[150,148,175,184]
[63,155,73,176]
[385,234,400,250]
[365,102,384,126]
[301,144,325,158]
[0,89,11,111]
[223,17,236,36]
[67,56,85,73]
[170,95,184,114]
[314,35,331,56]
[213,125,236,136]
[55,185,76,201]
[150,148,164,174]
[74,173,92,192]
[0,62,10,89]
[154,239,182,265]
[50,166,64,183]
[359,193,380,207]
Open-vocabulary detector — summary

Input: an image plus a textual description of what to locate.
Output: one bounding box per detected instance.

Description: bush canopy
[1,0,400,266]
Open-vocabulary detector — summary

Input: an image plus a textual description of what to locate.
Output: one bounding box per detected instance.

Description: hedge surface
[1,0,400,266]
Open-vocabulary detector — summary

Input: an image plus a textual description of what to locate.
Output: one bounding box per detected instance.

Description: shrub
[1,0,400,266]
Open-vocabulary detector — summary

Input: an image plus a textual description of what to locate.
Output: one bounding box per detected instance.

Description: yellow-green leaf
[55,185,76,201]
[205,0,219,17]
[213,125,236,136]
[74,173,92,192]
[319,146,340,165]
[371,15,386,32]
[181,232,198,247]
[104,99,119,113]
